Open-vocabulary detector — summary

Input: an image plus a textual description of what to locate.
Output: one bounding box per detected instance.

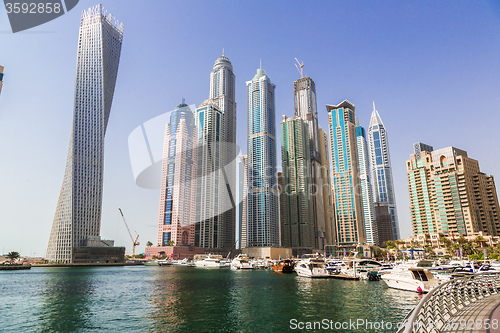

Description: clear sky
[1,1,499,256]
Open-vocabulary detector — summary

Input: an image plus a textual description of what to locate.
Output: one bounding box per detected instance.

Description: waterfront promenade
[443,294,500,333]
[399,272,500,333]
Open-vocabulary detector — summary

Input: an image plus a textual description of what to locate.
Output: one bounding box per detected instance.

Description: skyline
[1,1,500,256]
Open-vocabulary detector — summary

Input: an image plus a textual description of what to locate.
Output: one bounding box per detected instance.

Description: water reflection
[38,268,96,332]
[148,267,239,332]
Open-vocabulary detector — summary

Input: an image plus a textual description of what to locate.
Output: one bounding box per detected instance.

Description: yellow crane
[118,208,140,260]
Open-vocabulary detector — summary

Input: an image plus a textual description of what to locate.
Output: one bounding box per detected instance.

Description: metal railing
[397,272,500,333]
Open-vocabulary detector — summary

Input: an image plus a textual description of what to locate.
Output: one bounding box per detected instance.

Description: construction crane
[118,208,140,259]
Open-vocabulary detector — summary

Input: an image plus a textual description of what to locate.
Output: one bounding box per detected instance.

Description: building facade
[368,102,400,240]
[237,155,248,249]
[327,100,366,246]
[46,5,124,263]
[407,145,500,237]
[319,127,335,246]
[209,54,237,250]
[293,77,327,249]
[246,68,279,247]
[156,102,198,248]
[194,99,226,248]
[280,115,315,249]
[356,120,377,244]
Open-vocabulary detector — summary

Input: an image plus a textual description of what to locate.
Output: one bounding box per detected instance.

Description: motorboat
[144,260,159,266]
[172,258,194,267]
[272,259,295,273]
[158,259,174,266]
[230,254,253,270]
[194,254,225,268]
[381,261,440,293]
[295,257,330,278]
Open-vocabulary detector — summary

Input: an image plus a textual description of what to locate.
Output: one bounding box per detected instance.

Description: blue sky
[1,1,499,256]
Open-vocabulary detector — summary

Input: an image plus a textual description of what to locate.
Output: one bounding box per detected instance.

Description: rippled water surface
[0,267,421,332]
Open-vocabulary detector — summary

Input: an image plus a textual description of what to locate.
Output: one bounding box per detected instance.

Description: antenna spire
[182,98,185,104]
[260,59,262,69]
[373,101,376,112]
[222,48,224,56]
[294,58,304,78]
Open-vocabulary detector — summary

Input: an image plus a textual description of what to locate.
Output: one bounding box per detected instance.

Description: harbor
[0,266,421,332]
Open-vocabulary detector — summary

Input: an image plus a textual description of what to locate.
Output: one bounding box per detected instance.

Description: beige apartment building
[407,144,500,237]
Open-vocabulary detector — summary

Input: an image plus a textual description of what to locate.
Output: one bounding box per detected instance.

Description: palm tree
[474,236,487,248]
[7,251,20,263]
[146,241,153,247]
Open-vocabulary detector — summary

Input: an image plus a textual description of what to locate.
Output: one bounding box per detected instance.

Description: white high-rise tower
[46,5,124,263]
[368,102,400,239]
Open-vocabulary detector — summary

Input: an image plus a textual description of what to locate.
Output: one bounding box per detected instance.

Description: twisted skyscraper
[46,5,124,263]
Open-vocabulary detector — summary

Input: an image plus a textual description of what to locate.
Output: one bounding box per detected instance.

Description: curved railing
[397,272,500,333]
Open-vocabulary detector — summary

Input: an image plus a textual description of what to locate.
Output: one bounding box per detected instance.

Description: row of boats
[142,254,500,294]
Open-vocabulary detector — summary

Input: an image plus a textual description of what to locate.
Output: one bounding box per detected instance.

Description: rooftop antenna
[373,101,376,112]
[182,98,185,104]
[260,59,262,69]
[295,58,304,78]
[222,48,224,56]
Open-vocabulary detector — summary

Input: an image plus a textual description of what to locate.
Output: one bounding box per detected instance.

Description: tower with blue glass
[368,102,400,240]
[327,100,366,246]
[246,68,279,247]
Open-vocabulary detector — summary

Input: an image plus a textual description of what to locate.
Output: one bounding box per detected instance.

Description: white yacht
[230,254,253,270]
[194,254,225,268]
[295,257,330,278]
[381,261,440,293]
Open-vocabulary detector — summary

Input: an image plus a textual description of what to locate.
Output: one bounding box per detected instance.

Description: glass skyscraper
[156,102,198,248]
[355,120,377,244]
[193,55,237,250]
[46,5,124,263]
[280,115,315,249]
[293,77,329,249]
[209,54,237,250]
[367,102,400,239]
[327,100,366,246]
[246,68,279,247]
[194,100,225,248]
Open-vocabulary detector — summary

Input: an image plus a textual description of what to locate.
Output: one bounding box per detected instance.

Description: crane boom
[118,208,140,259]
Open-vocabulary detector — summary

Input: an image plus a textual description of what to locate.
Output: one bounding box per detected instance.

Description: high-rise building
[327,100,366,246]
[293,76,327,249]
[46,5,124,263]
[194,99,225,248]
[374,202,394,245]
[407,146,500,237]
[246,68,279,247]
[156,102,198,248]
[237,155,248,249]
[318,127,335,246]
[356,119,377,244]
[0,65,4,95]
[209,54,237,250]
[368,102,400,239]
[280,115,315,249]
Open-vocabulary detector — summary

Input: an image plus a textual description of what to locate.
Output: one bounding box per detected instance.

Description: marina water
[1,267,421,332]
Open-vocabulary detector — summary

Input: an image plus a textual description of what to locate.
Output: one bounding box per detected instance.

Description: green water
[0,266,421,332]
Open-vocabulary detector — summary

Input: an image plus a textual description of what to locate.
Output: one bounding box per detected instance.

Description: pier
[398,272,500,333]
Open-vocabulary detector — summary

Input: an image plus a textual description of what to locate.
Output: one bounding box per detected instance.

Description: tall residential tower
[156,102,198,248]
[327,101,366,246]
[368,102,400,240]
[46,5,124,263]
[246,68,279,247]
[356,120,377,244]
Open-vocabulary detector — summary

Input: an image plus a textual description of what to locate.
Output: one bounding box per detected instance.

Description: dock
[329,273,360,280]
